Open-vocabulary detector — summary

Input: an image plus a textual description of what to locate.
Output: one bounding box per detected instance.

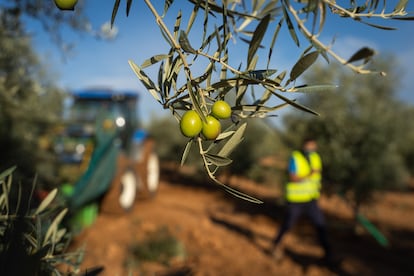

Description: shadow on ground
[161,165,414,276]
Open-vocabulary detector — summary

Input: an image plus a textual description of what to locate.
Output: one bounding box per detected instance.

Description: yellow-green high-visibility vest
[285,150,322,203]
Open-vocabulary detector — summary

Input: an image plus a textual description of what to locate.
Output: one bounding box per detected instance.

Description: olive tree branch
[325,0,408,19]
[143,0,208,109]
[286,1,374,75]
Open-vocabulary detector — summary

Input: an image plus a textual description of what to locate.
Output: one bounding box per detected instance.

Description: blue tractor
[53,88,160,230]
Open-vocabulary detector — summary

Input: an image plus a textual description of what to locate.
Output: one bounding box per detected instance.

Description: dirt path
[71,173,414,276]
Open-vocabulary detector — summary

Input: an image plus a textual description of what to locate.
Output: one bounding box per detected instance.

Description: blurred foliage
[126,226,186,267]
[111,0,413,202]
[0,10,65,185]
[282,57,414,208]
[0,0,90,51]
[0,167,84,275]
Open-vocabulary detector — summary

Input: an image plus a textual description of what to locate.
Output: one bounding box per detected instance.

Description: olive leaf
[288,51,319,84]
[247,14,271,66]
[111,0,121,27]
[282,3,300,47]
[181,139,193,166]
[267,18,283,69]
[179,30,197,54]
[290,84,338,93]
[128,60,162,102]
[173,10,182,41]
[34,188,58,215]
[394,0,408,12]
[346,47,375,64]
[43,208,68,247]
[141,54,171,68]
[269,90,319,116]
[218,122,247,157]
[205,153,233,166]
[126,0,133,16]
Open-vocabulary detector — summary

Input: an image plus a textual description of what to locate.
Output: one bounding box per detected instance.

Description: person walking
[271,137,332,262]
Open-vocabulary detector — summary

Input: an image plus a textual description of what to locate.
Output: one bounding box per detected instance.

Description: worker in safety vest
[270,137,332,262]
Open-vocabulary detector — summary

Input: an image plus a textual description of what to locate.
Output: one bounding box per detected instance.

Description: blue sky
[28,1,414,124]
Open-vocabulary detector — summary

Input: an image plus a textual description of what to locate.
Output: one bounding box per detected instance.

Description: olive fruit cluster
[180,101,232,140]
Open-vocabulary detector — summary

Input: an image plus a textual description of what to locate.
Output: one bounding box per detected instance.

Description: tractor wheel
[136,138,160,197]
[100,154,139,214]
[145,152,160,196]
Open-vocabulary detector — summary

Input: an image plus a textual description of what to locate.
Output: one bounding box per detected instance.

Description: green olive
[202,115,221,140]
[211,100,232,119]
[180,110,202,137]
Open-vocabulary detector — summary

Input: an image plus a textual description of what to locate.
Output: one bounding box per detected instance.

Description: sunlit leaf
[186,81,206,122]
[274,70,287,84]
[218,122,247,157]
[205,153,233,166]
[282,4,300,47]
[141,54,170,68]
[43,208,68,247]
[34,188,57,215]
[248,14,270,66]
[0,166,16,182]
[173,10,182,41]
[216,130,235,140]
[186,5,198,33]
[128,60,161,102]
[163,0,174,17]
[290,84,338,93]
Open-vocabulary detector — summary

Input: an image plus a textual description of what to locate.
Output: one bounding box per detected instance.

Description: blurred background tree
[282,56,414,211]
[0,1,91,184]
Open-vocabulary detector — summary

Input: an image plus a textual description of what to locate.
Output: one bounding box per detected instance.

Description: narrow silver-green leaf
[205,153,233,166]
[141,54,170,68]
[186,4,199,34]
[187,81,206,122]
[269,90,319,115]
[290,84,338,93]
[289,51,319,82]
[394,0,408,12]
[43,208,68,246]
[181,140,193,166]
[267,18,283,69]
[34,188,57,215]
[223,185,263,204]
[246,69,277,80]
[128,60,161,102]
[218,122,247,157]
[216,130,235,140]
[248,14,270,66]
[0,166,16,181]
[179,30,197,54]
[282,4,300,47]
[163,0,174,17]
[173,10,182,41]
[111,0,121,27]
